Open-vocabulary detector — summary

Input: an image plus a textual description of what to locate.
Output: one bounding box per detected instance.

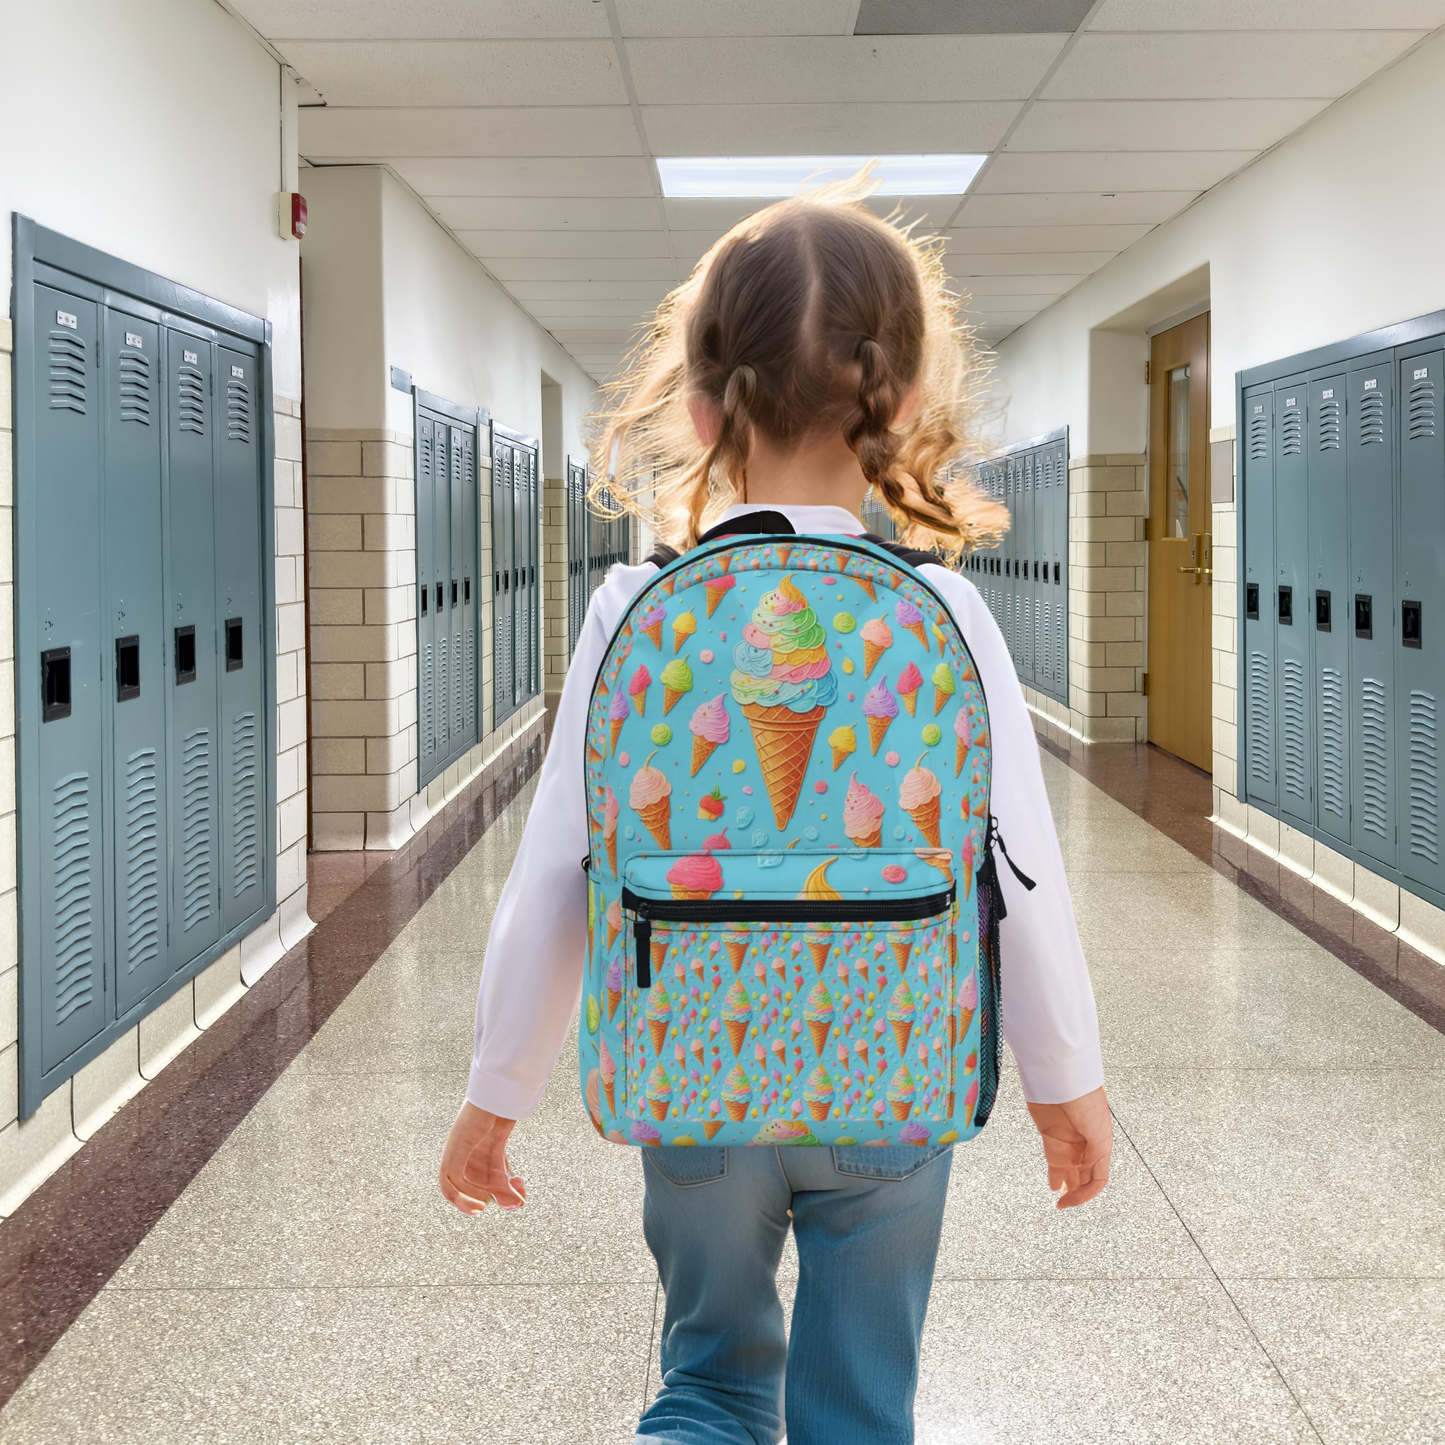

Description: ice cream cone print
[863,678,898,755]
[705,573,735,616]
[606,833,618,877]
[690,735,718,775]
[642,618,664,650]
[891,1099,912,1122]
[609,718,625,754]
[862,640,884,677]
[629,664,651,717]
[807,938,831,973]
[891,939,913,971]
[828,724,856,772]
[949,1011,957,1048]
[865,714,890,755]
[649,1018,667,1055]
[896,661,923,717]
[688,695,729,776]
[807,1100,828,1122]
[947,1091,955,1115]
[606,900,623,951]
[808,1020,830,1056]
[672,611,696,654]
[855,576,876,601]
[896,599,929,652]
[931,662,956,717]
[650,937,667,975]
[650,1097,667,1121]
[742,703,824,830]
[725,1020,747,1056]
[900,757,943,848]
[631,752,673,849]
[891,1020,912,1056]
[856,1040,869,1067]
[724,937,748,973]
[725,1101,747,1122]
[843,775,885,849]
[704,1120,724,1139]
[661,655,692,715]
[606,987,621,1018]
[723,980,751,1057]
[964,1077,979,1127]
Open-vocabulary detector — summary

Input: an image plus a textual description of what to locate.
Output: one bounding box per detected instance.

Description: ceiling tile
[231,0,612,38]
[274,40,627,107]
[947,223,1153,252]
[387,157,654,197]
[299,107,643,158]
[975,150,1255,193]
[953,273,1086,295]
[957,190,1198,226]
[484,257,681,280]
[617,0,855,36]
[643,100,1020,155]
[626,35,1065,105]
[1009,98,1332,150]
[1092,0,1445,29]
[661,195,963,233]
[1043,30,1425,100]
[944,250,1121,273]
[459,230,672,259]
[504,279,674,301]
[434,196,662,230]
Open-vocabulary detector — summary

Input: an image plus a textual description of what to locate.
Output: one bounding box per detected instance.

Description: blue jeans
[636,1143,953,1445]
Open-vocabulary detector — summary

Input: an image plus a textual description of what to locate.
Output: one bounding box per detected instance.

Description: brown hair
[587,172,1005,560]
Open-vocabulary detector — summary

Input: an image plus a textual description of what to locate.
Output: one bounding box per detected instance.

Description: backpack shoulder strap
[644,509,797,569]
[863,533,939,570]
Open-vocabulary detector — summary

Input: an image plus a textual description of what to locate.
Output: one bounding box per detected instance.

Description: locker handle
[1246,584,1260,621]
[1354,594,1372,639]
[1278,586,1293,626]
[116,635,141,700]
[420,583,429,617]
[225,617,243,672]
[1402,600,1422,649]
[464,576,471,604]
[1053,562,1060,585]
[174,626,197,685]
[1315,591,1331,633]
[42,647,72,722]
[435,582,444,612]
[451,579,459,609]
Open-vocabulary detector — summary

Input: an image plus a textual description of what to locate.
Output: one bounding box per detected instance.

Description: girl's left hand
[439,1101,527,1215]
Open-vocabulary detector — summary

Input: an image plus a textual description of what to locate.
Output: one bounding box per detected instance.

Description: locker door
[433,421,452,761]
[1242,387,1276,806]
[416,416,439,777]
[460,425,478,748]
[492,440,514,722]
[1348,360,1396,869]
[1308,373,1350,847]
[1054,440,1069,697]
[1397,350,1445,895]
[105,308,168,1012]
[1002,457,1016,663]
[166,330,222,968]
[527,446,540,699]
[515,445,531,706]
[1020,450,1035,682]
[448,423,466,753]
[215,344,265,935]
[1274,378,1312,828]
[31,285,108,1066]
[1034,447,1051,693]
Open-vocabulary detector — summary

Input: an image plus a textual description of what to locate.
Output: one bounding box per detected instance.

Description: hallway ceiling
[231,0,1445,382]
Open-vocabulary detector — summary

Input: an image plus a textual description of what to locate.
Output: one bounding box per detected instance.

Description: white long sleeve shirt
[467,503,1103,1118]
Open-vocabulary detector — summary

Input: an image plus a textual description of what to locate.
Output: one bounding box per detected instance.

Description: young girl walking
[440,179,1110,1445]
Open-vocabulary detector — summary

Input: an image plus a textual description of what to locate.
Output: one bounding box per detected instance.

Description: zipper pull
[635,914,652,988]
[987,815,1037,892]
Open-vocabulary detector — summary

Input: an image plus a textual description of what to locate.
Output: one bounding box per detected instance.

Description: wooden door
[1146,313,1212,769]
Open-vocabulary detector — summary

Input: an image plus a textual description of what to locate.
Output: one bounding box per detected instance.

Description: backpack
[580,517,1015,1148]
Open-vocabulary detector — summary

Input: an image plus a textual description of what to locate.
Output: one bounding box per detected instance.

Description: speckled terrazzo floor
[3,751,1444,1444]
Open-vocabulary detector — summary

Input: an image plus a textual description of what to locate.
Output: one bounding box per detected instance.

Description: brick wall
[1209,423,1239,791]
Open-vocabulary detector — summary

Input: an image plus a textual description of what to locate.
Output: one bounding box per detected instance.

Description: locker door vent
[178,365,206,435]
[1317,396,1340,450]
[1360,678,1390,840]
[122,747,161,975]
[225,378,251,443]
[1358,390,1385,446]
[1247,651,1272,786]
[180,727,214,931]
[1407,376,1435,440]
[51,772,95,1023]
[1248,413,1269,461]
[437,634,449,748]
[1319,668,1346,821]
[231,711,259,897]
[1407,690,1439,865]
[1281,657,1307,801]
[420,641,434,755]
[465,622,476,734]
[453,611,464,737]
[48,330,87,413]
[118,351,151,425]
[1280,404,1303,456]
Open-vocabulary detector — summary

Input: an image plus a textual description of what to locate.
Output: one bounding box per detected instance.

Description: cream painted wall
[0,0,303,398]
[990,28,1445,455]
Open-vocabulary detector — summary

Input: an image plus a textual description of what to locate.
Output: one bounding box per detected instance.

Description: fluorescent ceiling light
[657,154,987,199]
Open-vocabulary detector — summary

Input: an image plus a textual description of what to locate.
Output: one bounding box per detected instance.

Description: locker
[1348,359,1396,868]
[493,441,514,721]
[1307,372,1350,848]
[1397,349,1445,895]
[566,457,587,655]
[1242,386,1276,806]
[105,308,168,1012]
[491,426,541,725]
[1274,375,1312,829]
[1053,438,1070,693]
[416,415,440,778]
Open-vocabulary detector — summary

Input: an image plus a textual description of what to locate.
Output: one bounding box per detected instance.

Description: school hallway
[1,720,1440,1445]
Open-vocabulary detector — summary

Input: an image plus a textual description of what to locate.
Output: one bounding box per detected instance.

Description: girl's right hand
[439,1100,527,1215]
[1026,1085,1113,1209]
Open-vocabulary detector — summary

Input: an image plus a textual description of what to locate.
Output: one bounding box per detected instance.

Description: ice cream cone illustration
[647,1063,671,1121]
[672,609,696,654]
[723,933,748,974]
[668,850,722,901]
[891,938,913,972]
[888,1065,915,1121]
[605,959,622,1019]
[863,679,898,755]
[605,898,623,951]
[861,617,892,678]
[629,663,651,717]
[900,756,943,848]
[608,690,629,756]
[599,1038,616,1116]
[954,706,973,777]
[603,786,620,877]
[586,1069,603,1133]
[828,724,856,771]
[804,981,834,1057]
[855,1039,869,1068]
[630,752,672,850]
[806,935,831,973]
[843,774,884,849]
[723,1064,751,1121]
[661,654,693,715]
[957,970,978,1045]
[805,1064,834,1122]
[646,981,672,1056]
[888,981,916,1057]
[962,832,975,901]
[639,599,666,650]
[703,1120,724,1140]
[705,572,735,617]
[931,661,956,716]
[896,661,923,716]
[855,575,877,602]
[895,598,929,652]
[723,979,751,1056]
[964,1076,979,1128]
[689,695,729,776]
[730,576,835,830]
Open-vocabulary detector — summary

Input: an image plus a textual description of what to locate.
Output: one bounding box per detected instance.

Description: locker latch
[464,576,472,604]
[225,617,244,672]
[420,583,429,617]
[1402,600,1422,649]
[116,635,141,700]
[174,626,197,684]
[1315,591,1331,633]
[41,647,72,722]
[451,579,459,608]
[1355,594,1372,639]
[435,582,444,612]
[1278,586,1293,625]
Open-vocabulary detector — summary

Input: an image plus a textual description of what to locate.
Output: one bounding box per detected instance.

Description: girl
[440,179,1110,1445]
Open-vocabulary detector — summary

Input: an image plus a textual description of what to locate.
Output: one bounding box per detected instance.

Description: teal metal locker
[105,308,168,1012]
[416,414,441,778]
[1242,387,1276,806]
[491,424,541,724]
[1274,377,1312,830]
[566,457,587,654]
[1307,372,1350,848]
[1347,359,1396,869]
[1397,349,1444,895]
[492,439,514,722]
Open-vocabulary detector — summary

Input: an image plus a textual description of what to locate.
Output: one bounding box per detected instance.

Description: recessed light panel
[657,154,988,199]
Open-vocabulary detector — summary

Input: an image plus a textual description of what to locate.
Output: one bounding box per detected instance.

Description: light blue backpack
[580,517,1013,1148]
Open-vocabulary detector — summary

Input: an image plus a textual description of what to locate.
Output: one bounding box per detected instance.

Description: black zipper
[624,883,956,987]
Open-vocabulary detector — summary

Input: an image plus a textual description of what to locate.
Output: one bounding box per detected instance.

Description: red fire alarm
[277,192,308,240]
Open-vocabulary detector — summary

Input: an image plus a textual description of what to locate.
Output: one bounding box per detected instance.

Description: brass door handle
[1177,534,1213,583]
